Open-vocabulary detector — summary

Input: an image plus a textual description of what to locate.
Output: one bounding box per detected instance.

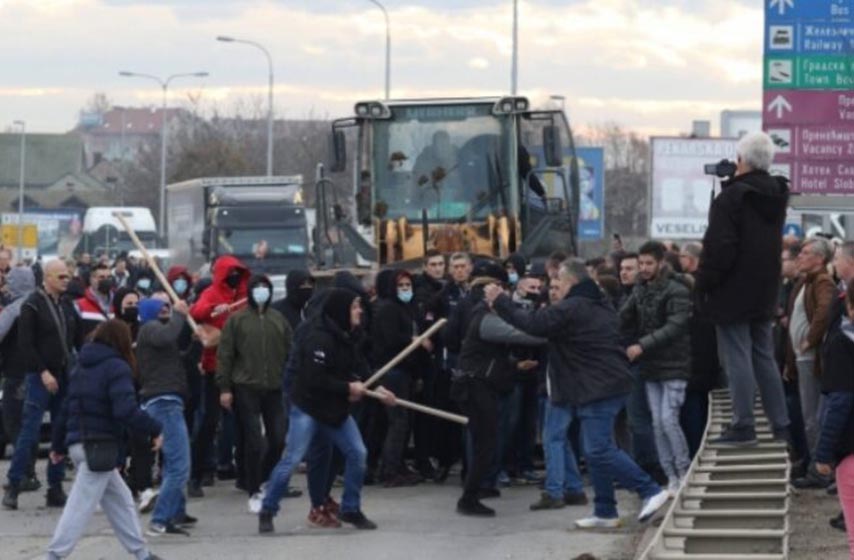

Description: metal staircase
[638,389,790,560]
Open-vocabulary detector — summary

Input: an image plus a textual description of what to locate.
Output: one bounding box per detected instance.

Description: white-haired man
[695,132,791,446]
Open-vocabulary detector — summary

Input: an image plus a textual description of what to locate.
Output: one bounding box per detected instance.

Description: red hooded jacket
[190,255,250,373]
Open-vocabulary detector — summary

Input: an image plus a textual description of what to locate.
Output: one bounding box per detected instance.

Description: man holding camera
[695,132,791,446]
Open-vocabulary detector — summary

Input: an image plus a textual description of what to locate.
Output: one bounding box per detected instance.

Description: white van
[76,207,169,259]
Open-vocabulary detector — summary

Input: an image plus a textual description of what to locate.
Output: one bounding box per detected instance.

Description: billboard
[575,147,605,240]
[528,146,605,240]
[1,211,83,258]
[649,137,738,240]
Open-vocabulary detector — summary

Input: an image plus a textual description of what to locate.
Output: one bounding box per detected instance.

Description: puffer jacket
[51,342,161,454]
[620,270,692,382]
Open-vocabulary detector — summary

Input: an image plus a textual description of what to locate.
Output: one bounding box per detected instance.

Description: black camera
[704,159,737,179]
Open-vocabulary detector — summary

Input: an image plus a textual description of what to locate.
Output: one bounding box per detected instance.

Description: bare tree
[578,123,649,239]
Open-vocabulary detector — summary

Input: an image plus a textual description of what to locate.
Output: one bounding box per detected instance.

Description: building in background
[720,110,762,138]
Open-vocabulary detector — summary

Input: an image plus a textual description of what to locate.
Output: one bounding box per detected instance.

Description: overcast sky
[1,0,761,136]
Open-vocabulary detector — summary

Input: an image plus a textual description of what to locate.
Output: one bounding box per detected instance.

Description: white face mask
[252,286,271,305]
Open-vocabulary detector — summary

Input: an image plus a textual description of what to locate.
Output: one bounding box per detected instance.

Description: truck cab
[327,96,579,266]
[166,176,309,295]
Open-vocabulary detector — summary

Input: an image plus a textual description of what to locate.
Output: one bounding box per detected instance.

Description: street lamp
[12,120,25,262]
[216,35,274,176]
[119,70,208,238]
[511,0,518,95]
[367,0,391,100]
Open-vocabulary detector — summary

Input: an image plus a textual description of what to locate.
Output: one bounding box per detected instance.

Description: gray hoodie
[0,267,36,342]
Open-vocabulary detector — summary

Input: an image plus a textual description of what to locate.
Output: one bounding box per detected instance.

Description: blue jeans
[306,432,334,508]
[543,401,584,499]
[577,395,661,519]
[263,406,366,515]
[7,373,66,488]
[144,399,189,526]
[680,390,709,459]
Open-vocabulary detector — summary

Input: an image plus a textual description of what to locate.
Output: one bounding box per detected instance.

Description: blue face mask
[137,278,151,291]
[172,278,188,295]
[252,286,271,305]
[508,271,519,285]
[397,289,413,303]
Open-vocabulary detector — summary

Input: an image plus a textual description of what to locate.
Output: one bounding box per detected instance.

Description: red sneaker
[308,506,341,529]
[324,497,340,517]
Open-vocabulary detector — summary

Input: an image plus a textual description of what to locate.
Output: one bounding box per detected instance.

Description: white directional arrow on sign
[767,94,792,119]
[770,0,794,16]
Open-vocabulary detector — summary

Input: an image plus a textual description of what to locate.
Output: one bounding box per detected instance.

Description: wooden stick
[365,389,468,425]
[211,298,247,318]
[363,318,447,388]
[112,212,200,333]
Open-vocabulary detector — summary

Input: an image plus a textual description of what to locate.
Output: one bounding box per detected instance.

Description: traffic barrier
[638,389,790,560]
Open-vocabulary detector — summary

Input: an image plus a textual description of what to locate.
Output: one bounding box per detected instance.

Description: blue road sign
[767,20,854,55]
[765,0,854,23]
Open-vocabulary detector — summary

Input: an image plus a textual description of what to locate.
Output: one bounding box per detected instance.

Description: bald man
[3,259,78,511]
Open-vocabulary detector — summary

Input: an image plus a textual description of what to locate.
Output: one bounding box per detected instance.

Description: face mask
[172,278,188,296]
[508,271,519,285]
[136,278,151,292]
[397,289,413,303]
[226,272,241,289]
[524,291,540,303]
[292,286,314,308]
[121,307,139,324]
[252,286,271,305]
[97,278,113,295]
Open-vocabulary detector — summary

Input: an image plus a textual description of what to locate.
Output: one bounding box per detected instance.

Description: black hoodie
[290,289,363,427]
[696,170,789,325]
[272,269,314,330]
[371,270,428,372]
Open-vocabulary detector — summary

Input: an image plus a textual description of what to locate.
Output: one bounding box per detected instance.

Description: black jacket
[291,315,367,427]
[815,324,854,464]
[18,289,78,378]
[620,271,692,382]
[696,170,789,325]
[459,302,545,395]
[494,278,633,406]
[371,296,428,373]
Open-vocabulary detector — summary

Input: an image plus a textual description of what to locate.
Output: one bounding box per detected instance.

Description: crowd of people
[0,131,853,558]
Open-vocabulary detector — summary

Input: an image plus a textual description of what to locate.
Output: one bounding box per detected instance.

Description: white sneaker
[248,492,264,514]
[138,488,159,514]
[638,489,670,522]
[574,516,621,529]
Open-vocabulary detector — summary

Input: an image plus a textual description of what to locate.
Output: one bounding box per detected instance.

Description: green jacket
[216,306,293,392]
[619,271,692,382]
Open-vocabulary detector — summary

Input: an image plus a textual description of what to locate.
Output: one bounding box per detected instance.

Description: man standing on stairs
[695,132,791,446]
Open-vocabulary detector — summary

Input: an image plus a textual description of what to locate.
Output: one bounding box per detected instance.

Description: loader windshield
[371,103,514,222]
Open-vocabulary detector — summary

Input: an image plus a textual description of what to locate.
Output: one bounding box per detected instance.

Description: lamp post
[13,120,25,262]
[511,0,518,95]
[367,0,391,100]
[119,70,208,238]
[216,36,275,176]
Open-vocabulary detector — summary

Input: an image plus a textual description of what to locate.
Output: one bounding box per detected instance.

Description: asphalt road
[0,460,646,560]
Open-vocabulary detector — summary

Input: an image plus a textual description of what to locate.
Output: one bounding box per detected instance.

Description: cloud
[0,0,763,135]
[468,57,490,70]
